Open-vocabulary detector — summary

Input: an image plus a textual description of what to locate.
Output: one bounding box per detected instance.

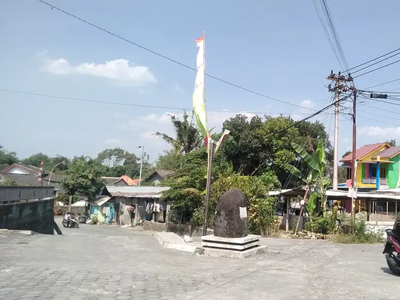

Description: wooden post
[367,199,370,222]
[286,197,290,232]
[387,201,389,216]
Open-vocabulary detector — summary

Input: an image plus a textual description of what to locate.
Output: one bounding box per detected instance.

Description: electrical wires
[0,88,333,117]
[37,0,312,111]
[312,0,349,71]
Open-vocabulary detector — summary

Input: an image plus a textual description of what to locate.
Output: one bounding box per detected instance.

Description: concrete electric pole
[138,146,145,186]
[326,71,352,190]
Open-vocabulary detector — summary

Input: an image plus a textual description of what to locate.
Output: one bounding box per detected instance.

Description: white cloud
[301,100,315,109]
[342,138,350,144]
[39,52,156,86]
[359,126,400,137]
[124,111,257,147]
[104,138,121,145]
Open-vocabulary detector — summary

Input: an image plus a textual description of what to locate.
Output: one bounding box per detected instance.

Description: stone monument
[201,189,267,258]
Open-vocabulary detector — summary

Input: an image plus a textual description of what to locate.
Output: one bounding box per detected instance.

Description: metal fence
[0,186,54,204]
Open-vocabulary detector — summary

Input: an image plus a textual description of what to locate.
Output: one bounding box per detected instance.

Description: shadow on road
[53,220,63,235]
[380,267,399,276]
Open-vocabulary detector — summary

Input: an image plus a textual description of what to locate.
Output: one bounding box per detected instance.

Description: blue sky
[1,0,400,162]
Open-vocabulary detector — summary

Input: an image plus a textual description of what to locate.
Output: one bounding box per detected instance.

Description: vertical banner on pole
[193,33,208,139]
[192,33,212,235]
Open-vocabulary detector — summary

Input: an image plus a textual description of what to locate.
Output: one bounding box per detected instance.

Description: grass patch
[329,232,384,244]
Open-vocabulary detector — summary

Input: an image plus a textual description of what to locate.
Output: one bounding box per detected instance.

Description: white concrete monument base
[200,235,267,258]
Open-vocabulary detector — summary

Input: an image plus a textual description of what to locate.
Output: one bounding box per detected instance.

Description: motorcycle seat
[387,229,400,242]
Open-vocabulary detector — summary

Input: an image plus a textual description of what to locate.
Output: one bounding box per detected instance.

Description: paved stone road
[0,220,400,299]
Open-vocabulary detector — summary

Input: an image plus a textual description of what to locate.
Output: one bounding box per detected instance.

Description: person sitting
[64,211,72,227]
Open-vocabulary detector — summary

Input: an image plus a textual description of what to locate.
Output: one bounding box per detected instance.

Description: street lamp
[137,146,145,186]
[48,160,66,185]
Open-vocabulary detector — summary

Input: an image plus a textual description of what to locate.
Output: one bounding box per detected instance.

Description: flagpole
[201,32,212,236]
[203,135,213,236]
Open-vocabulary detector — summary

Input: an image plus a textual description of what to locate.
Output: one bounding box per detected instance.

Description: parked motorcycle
[383,229,400,275]
[62,218,80,228]
[77,215,88,224]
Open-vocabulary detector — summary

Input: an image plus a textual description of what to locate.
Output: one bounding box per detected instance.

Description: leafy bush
[91,214,98,225]
[251,197,278,236]
[330,216,384,244]
[305,216,333,234]
[0,179,17,186]
[54,194,78,205]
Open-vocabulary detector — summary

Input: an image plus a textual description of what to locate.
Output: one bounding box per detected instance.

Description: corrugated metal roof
[105,185,170,198]
[95,196,111,206]
[340,143,387,162]
[372,146,400,159]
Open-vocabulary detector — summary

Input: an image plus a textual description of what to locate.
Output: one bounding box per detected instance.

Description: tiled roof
[101,177,123,185]
[144,170,175,181]
[340,143,388,162]
[121,175,138,186]
[1,163,49,175]
[0,172,62,190]
[372,146,400,159]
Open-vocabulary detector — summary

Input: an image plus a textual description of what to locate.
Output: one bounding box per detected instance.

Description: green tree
[62,159,105,203]
[222,115,332,186]
[96,148,144,178]
[0,148,19,170]
[22,153,50,168]
[222,115,266,175]
[21,153,69,174]
[189,174,279,235]
[386,139,396,147]
[154,112,203,154]
[96,148,125,168]
[0,179,18,186]
[156,150,182,171]
[342,150,352,158]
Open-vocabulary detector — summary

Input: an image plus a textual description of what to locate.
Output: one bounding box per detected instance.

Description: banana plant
[285,139,330,216]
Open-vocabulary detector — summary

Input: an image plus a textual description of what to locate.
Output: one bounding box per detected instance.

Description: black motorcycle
[77,215,88,224]
[62,218,80,228]
[383,229,400,275]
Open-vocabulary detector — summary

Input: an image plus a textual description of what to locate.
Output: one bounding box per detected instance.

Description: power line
[357,114,399,126]
[358,108,400,121]
[363,77,400,90]
[0,88,332,116]
[360,103,400,115]
[353,58,400,79]
[319,0,349,70]
[312,0,345,70]
[37,0,310,111]
[343,47,400,73]
[351,52,400,74]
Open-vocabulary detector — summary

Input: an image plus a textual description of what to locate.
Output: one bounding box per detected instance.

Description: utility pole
[138,146,145,186]
[327,71,352,190]
[350,87,357,233]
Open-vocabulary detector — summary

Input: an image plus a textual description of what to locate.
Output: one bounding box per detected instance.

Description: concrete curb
[0,229,33,235]
[154,232,198,253]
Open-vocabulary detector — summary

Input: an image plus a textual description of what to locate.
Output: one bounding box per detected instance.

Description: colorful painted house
[340,142,400,190]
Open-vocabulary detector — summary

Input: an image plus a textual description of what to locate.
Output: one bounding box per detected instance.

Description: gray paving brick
[0,218,396,299]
